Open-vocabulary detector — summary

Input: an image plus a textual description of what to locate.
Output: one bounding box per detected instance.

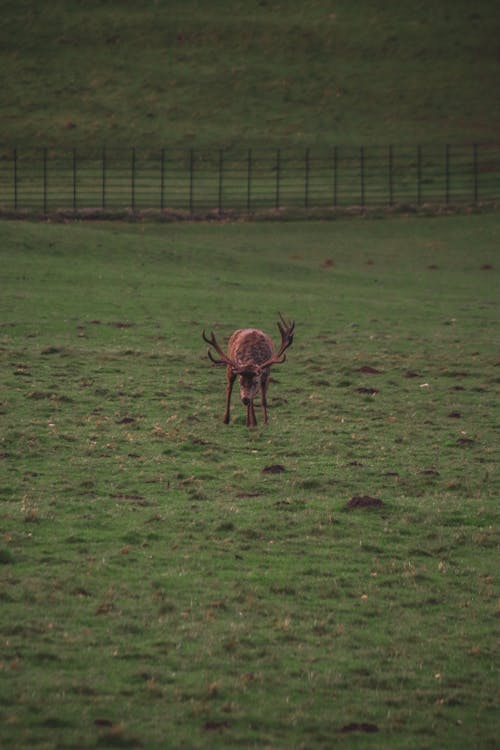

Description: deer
[202,314,295,427]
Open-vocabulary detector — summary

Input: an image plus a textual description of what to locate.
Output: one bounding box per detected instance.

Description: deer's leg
[224,368,236,424]
[247,400,257,428]
[260,370,269,424]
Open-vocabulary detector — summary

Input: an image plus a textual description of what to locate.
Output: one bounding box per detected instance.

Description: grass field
[2,143,499,215]
[2,1,499,215]
[1,0,500,150]
[1,0,498,747]
[0,215,498,748]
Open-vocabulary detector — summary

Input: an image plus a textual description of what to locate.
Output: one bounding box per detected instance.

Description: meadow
[2,1,499,218]
[0,214,498,748]
[1,0,499,150]
[1,1,499,745]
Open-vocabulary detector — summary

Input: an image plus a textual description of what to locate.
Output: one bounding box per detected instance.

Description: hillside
[1,0,499,150]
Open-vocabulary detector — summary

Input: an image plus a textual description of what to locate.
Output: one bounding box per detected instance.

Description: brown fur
[203,316,294,427]
[225,329,274,426]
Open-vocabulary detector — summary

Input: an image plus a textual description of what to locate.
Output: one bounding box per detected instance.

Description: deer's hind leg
[260,369,270,424]
[224,368,236,424]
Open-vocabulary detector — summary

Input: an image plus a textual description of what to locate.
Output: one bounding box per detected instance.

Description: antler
[259,313,295,368]
[202,329,237,368]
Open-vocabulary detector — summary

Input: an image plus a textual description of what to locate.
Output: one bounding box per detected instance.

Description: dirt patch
[202,720,229,732]
[262,464,286,474]
[356,387,379,395]
[345,495,384,509]
[340,722,379,733]
[111,493,145,501]
[94,719,114,728]
[457,437,475,446]
[356,365,382,374]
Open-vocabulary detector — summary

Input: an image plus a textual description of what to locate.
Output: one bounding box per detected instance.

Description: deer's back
[228,329,274,367]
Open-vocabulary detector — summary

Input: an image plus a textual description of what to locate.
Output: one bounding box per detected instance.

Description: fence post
[11,142,495,216]
[388,145,394,206]
[417,145,422,205]
[445,144,450,204]
[360,146,365,207]
[13,148,18,210]
[72,148,77,210]
[43,147,48,214]
[304,148,310,208]
[189,149,194,214]
[160,148,165,210]
[473,143,478,204]
[333,146,338,207]
[102,147,106,209]
[247,148,252,212]
[218,149,224,213]
[131,147,136,211]
[275,149,281,209]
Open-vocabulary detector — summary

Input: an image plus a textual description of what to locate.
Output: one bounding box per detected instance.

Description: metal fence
[1,144,499,215]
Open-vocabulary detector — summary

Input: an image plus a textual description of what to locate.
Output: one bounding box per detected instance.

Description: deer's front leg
[246,400,257,427]
[224,368,236,424]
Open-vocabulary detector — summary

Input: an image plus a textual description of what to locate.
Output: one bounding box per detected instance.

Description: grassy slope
[0,216,498,748]
[1,1,498,746]
[1,0,500,150]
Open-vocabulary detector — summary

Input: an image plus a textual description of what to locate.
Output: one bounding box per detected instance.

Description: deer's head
[235,363,265,405]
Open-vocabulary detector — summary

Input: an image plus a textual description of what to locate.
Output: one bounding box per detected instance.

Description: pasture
[1,0,499,150]
[0,215,498,748]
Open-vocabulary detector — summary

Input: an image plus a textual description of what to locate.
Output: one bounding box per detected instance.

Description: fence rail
[1,144,499,215]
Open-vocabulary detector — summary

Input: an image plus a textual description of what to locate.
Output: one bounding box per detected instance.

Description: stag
[202,314,295,427]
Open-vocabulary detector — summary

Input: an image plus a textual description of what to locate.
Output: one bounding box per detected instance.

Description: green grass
[3,144,498,215]
[1,1,498,746]
[1,0,499,150]
[0,216,498,748]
